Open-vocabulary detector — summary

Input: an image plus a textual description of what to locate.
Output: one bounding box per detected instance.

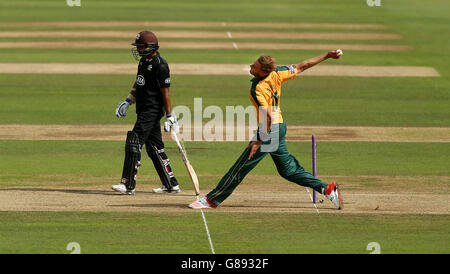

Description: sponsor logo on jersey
[164,77,171,84]
[288,65,295,74]
[136,75,145,86]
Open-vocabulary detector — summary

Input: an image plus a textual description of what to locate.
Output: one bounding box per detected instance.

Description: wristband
[166,113,172,118]
[126,93,136,104]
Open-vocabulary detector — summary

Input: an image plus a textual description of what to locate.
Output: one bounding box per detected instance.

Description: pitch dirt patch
[1,124,449,142]
[0,175,447,214]
[0,63,439,77]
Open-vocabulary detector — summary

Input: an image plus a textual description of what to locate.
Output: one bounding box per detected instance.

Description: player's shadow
[0,187,197,197]
[223,204,319,210]
[0,187,118,196]
[108,203,187,209]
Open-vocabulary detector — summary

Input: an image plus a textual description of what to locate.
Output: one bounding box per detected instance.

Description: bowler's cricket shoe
[152,185,181,194]
[111,183,136,195]
[325,181,343,210]
[188,196,216,209]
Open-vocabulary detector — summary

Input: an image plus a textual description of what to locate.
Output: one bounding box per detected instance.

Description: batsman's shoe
[152,185,181,194]
[112,183,135,195]
[325,181,343,210]
[189,196,216,209]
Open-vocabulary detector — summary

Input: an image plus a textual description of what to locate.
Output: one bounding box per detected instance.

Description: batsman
[112,30,181,195]
[189,50,344,209]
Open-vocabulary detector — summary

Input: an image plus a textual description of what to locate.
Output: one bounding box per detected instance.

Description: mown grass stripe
[0,63,438,77]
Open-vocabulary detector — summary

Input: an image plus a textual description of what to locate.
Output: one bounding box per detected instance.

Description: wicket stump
[312,134,317,204]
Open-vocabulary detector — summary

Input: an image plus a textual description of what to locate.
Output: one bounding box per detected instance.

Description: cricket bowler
[112,31,181,195]
[189,50,344,209]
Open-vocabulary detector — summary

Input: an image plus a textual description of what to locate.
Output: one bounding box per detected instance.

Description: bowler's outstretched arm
[296,49,342,73]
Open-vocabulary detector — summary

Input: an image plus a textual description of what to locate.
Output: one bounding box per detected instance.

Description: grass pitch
[1,141,449,184]
[0,211,448,254]
[1,74,449,127]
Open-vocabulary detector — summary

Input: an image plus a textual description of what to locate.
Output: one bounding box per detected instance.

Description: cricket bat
[171,130,200,196]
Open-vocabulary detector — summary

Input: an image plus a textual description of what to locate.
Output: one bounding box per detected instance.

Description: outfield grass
[0,0,449,76]
[1,74,449,126]
[1,140,449,186]
[0,48,433,65]
[0,0,401,24]
[0,211,448,254]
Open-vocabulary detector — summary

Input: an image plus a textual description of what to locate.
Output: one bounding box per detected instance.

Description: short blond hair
[257,55,276,74]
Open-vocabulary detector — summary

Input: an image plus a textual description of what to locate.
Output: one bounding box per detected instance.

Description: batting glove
[164,114,179,133]
[115,99,131,118]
